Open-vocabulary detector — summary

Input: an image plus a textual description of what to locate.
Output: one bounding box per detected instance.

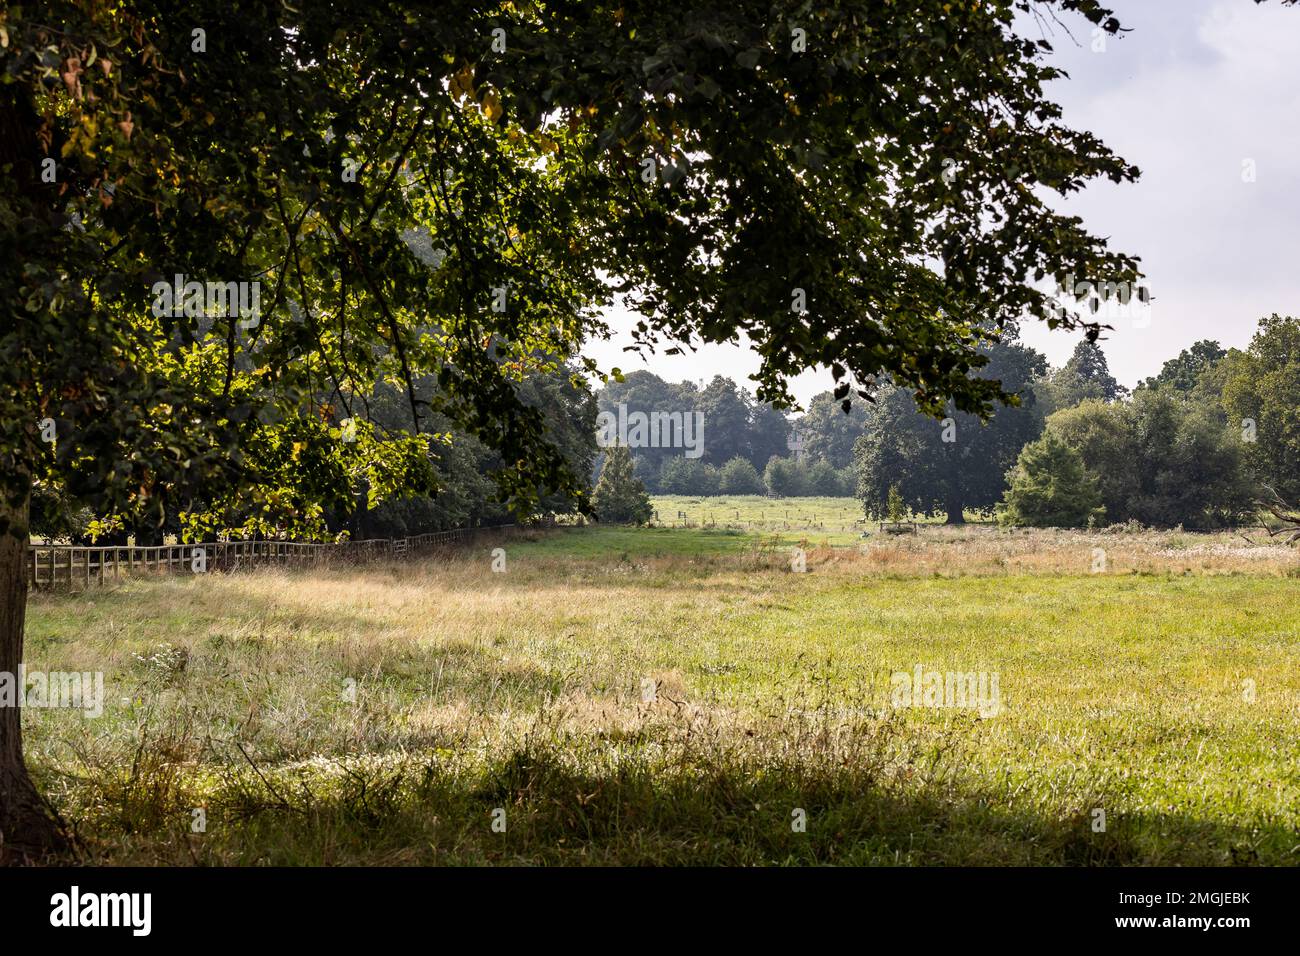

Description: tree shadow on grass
[51,737,1299,867]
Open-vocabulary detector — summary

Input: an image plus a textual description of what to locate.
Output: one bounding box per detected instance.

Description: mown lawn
[21,525,1300,865]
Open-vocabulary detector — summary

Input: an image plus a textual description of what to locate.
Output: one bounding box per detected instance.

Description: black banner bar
[1,866,1291,942]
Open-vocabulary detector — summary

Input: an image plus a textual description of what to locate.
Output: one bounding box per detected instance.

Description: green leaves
[3,0,1163,539]
[1220,315,1300,504]
[998,430,1103,528]
[592,443,652,525]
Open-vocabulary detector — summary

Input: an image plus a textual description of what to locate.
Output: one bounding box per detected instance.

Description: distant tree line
[590,315,1300,531]
[594,371,859,499]
[854,315,1299,529]
[57,316,1294,537]
[594,314,1300,531]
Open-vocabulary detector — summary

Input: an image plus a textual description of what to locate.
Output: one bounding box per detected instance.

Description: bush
[998,432,1104,528]
[718,457,766,495]
[593,444,653,524]
[1047,390,1254,528]
[659,457,721,496]
[764,456,810,496]
[806,459,843,496]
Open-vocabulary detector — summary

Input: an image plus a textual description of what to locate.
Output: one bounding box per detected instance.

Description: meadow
[647,494,992,545]
[21,514,1300,865]
[650,494,869,532]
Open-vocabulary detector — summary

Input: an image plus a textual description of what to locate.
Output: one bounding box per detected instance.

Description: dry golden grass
[846,524,1299,576]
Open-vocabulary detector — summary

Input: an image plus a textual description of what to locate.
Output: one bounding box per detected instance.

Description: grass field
[22,520,1300,865]
[650,494,868,529]
[648,494,989,546]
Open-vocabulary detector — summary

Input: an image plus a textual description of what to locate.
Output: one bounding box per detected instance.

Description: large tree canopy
[1220,315,1300,503]
[1045,391,1255,529]
[3,0,1156,527]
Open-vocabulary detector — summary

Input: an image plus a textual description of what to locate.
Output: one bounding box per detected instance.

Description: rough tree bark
[0,484,66,862]
[0,81,67,862]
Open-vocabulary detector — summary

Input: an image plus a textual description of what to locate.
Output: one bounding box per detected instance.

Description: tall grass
[22,525,1300,865]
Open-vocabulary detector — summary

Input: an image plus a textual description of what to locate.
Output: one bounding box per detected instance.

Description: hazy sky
[581,0,1300,407]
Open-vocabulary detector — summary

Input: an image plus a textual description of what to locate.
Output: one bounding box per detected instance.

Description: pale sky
[581,0,1300,407]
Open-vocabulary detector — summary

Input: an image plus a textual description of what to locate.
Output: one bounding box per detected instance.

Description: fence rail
[27,525,513,591]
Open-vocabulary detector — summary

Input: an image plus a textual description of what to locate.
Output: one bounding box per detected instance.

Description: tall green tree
[1040,339,1125,412]
[854,335,1048,522]
[743,395,793,470]
[1041,399,1134,516]
[795,391,870,469]
[998,432,1103,528]
[694,377,752,467]
[1220,315,1300,503]
[592,444,653,524]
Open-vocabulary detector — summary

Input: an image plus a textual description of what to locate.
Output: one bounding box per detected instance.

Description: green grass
[650,494,869,545]
[20,524,1300,865]
[520,523,756,558]
[648,494,986,546]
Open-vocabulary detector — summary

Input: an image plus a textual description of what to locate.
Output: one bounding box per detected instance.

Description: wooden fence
[27,525,512,591]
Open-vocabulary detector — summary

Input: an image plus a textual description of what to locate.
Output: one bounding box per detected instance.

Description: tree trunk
[0,61,67,863]
[944,496,966,525]
[944,450,966,525]
[0,485,66,862]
